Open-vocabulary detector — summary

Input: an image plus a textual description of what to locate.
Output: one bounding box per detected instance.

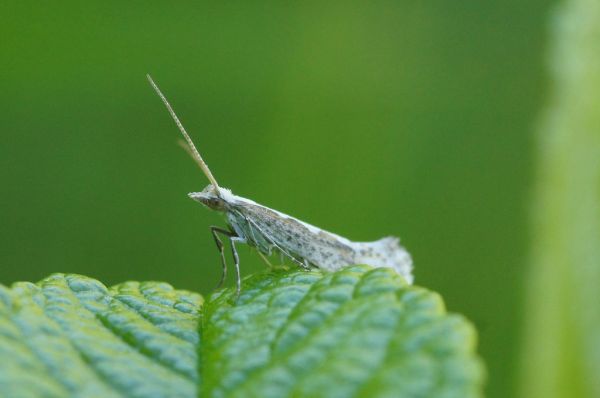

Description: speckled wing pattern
[224,197,413,283]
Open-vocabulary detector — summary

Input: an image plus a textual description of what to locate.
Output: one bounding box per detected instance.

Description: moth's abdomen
[353,237,413,284]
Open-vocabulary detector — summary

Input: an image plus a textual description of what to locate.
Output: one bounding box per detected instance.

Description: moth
[147,75,413,295]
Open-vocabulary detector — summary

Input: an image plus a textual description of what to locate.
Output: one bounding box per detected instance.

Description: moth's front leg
[230,237,245,298]
[210,226,236,289]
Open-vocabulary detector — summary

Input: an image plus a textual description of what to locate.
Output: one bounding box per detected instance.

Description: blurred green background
[1,1,555,397]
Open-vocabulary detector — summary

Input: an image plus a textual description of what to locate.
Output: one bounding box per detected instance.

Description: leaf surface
[0,267,484,398]
[0,274,203,398]
[201,265,484,398]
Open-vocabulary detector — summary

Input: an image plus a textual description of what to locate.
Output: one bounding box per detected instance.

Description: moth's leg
[256,250,273,268]
[229,237,244,298]
[245,219,273,268]
[302,258,311,270]
[210,226,236,289]
[246,216,261,246]
[246,217,306,269]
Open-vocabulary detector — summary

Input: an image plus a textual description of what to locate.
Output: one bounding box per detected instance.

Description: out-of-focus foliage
[0,2,553,397]
[520,1,600,397]
[0,267,484,398]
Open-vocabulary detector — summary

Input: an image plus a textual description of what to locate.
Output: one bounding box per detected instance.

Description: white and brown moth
[147,75,413,295]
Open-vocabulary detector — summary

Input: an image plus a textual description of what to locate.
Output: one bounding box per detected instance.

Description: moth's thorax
[188,184,235,211]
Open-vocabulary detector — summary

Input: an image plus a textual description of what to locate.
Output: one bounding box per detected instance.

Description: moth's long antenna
[146,74,221,193]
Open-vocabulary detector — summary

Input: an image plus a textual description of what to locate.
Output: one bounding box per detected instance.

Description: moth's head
[188,184,228,211]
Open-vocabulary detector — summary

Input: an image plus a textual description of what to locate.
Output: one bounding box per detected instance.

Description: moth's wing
[236,203,355,270]
[353,237,413,283]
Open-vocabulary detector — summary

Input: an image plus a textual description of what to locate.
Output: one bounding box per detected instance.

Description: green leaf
[0,274,203,398]
[201,265,484,398]
[0,267,484,398]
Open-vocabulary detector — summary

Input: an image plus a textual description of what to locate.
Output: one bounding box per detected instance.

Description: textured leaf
[201,265,484,398]
[0,274,203,398]
[0,267,483,398]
